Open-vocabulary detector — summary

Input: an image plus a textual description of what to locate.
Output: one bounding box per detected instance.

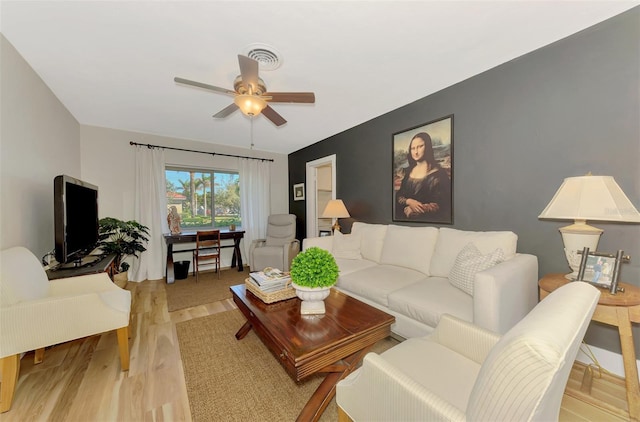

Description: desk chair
[193,230,221,282]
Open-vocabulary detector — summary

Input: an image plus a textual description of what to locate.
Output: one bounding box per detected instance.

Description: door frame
[305,155,336,238]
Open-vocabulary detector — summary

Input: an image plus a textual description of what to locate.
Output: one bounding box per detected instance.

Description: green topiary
[290,247,339,288]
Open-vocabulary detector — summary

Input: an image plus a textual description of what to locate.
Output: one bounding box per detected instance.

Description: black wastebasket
[174,260,190,280]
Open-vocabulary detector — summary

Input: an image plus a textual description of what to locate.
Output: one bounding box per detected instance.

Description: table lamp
[538,174,640,279]
[322,199,350,233]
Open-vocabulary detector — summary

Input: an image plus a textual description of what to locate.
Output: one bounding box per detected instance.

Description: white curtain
[239,158,271,261]
[132,146,168,282]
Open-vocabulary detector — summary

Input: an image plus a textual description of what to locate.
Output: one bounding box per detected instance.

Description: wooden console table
[163,230,245,284]
[539,273,640,420]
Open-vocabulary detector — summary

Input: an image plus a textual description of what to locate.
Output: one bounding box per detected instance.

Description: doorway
[305,155,336,238]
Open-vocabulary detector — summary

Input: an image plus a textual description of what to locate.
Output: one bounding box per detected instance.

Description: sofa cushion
[380,225,438,275]
[337,265,426,307]
[388,277,473,329]
[351,222,388,263]
[430,228,517,278]
[332,230,362,260]
[449,243,505,296]
[334,257,377,276]
[380,335,481,412]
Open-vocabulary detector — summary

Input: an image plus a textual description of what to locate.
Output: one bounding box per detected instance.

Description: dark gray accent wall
[288,8,639,354]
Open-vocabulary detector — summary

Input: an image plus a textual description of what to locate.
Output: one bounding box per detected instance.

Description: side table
[539,273,640,420]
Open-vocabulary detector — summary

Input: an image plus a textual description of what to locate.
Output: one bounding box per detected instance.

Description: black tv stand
[47,253,116,280]
[58,255,102,269]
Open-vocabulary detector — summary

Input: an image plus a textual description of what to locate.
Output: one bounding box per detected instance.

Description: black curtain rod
[129,141,274,162]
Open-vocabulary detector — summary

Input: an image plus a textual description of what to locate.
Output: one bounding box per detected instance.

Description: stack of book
[249,267,292,293]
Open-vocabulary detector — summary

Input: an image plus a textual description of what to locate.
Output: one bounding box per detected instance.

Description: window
[165,167,241,229]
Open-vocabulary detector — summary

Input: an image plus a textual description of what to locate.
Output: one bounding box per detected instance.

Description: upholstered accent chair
[249,214,300,271]
[336,281,600,421]
[0,247,131,413]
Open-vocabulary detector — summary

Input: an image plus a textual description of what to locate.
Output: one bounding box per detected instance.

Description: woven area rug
[165,268,250,312]
[175,309,399,422]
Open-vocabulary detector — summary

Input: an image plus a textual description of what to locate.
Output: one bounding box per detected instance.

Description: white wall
[80,125,288,219]
[1,34,289,266]
[80,125,289,267]
[0,35,80,256]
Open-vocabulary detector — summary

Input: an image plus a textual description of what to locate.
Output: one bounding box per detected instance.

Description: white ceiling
[1,1,637,154]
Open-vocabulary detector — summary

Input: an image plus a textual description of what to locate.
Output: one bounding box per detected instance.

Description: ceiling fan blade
[174,77,235,95]
[212,103,238,118]
[237,55,260,94]
[261,105,287,127]
[266,92,316,103]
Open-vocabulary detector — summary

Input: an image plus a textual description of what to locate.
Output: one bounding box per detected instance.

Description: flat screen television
[54,175,99,266]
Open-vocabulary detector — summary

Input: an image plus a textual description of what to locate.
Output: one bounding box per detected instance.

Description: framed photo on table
[578,254,616,287]
[392,115,453,224]
[576,248,629,293]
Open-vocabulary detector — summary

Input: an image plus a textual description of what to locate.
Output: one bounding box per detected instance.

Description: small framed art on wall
[293,183,305,201]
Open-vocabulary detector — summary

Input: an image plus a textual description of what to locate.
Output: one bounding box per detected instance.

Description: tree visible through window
[165,168,241,229]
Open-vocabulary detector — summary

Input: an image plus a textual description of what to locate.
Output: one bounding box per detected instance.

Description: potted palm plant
[290,247,339,314]
[98,217,150,286]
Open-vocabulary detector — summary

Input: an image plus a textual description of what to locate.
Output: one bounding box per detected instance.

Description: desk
[539,273,640,420]
[163,230,245,284]
[46,254,116,280]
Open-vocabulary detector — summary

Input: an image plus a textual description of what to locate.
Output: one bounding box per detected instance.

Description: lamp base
[331,221,341,234]
[559,221,603,279]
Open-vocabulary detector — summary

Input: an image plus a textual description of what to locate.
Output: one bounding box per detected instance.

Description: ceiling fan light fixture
[234,94,267,116]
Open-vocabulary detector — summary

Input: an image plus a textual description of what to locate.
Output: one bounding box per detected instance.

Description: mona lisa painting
[392,115,453,224]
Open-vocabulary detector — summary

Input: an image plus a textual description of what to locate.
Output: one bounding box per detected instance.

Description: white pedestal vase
[292,283,332,315]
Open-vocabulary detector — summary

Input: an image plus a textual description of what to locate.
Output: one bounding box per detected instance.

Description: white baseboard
[576,343,639,378]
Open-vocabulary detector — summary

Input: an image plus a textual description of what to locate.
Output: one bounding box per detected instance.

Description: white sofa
[303,222,538,338]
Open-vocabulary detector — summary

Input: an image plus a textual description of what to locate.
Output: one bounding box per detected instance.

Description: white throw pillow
[430,228,517,277]
[379,225,439,275]
[351,222,388,263]
[332,230,362,260]
[449,243,505,296]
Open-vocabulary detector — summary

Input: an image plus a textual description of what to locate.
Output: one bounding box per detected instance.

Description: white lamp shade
[538,175,640,223]
[322,199,350,218]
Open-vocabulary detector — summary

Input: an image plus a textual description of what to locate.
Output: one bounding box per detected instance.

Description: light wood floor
[0,278,631,421]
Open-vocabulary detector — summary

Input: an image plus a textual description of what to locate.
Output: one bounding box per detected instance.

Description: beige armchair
[0,246,131,413]
[249,214,300,271]
[336,281,600,421]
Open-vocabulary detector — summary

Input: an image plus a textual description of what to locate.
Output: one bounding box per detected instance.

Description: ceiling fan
[174,54,315,127]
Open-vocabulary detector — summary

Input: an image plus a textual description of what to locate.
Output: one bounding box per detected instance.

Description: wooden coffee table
[230,284,395,422]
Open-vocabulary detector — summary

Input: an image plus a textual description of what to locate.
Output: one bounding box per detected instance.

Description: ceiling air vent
[244,44,282,71]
